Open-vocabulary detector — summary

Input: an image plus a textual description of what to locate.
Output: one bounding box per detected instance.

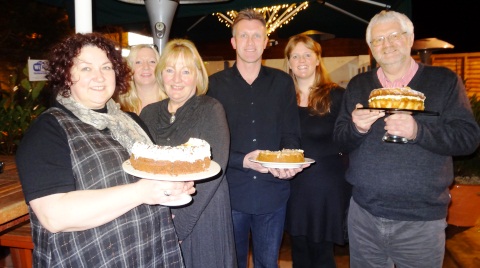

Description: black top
[285,87,352,244]
[208,64,301,214]
[16,102,150,203]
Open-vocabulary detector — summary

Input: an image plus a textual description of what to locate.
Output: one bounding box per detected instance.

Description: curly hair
[284,34,340,116]
[45,32,131,101]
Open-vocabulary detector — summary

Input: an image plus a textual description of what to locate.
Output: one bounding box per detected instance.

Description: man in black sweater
[334,10,480,268]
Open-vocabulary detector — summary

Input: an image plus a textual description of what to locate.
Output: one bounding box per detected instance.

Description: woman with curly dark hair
[16,32,194,267]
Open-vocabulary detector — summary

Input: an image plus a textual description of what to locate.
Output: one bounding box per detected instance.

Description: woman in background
[118,44,167,114]
[284,34,352,268]
[140,38,237,268]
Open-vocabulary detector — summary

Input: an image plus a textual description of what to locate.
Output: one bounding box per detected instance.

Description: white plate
[248,157,315,168]
[160,194,192,207]
[122,160,221,181]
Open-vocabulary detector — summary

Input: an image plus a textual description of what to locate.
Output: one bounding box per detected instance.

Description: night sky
[412,1,477,53]
[21,0,478,54]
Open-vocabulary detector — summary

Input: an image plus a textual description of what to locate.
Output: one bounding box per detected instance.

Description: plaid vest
[30,107,184,268]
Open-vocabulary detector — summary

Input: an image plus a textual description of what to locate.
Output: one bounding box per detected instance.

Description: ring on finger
[164,190,171,197]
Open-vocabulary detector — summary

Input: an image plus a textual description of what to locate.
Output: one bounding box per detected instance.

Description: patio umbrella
[35,0,411,51]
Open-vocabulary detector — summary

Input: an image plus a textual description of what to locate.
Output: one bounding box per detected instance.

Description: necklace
[168,101,176,124]
[169,112,176,124]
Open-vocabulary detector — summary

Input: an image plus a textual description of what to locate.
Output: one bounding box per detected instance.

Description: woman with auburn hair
[284,34,352,268]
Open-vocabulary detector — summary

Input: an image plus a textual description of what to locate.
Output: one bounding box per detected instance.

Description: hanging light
[215,2,309,36]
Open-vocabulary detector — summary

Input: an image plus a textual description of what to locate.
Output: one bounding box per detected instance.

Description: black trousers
[291,235,336,268]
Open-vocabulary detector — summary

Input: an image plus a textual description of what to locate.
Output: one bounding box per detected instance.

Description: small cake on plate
[257,149,305,163]
[130,138,211,176]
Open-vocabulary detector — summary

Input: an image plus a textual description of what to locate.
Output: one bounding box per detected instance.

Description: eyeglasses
[370,32,407,47]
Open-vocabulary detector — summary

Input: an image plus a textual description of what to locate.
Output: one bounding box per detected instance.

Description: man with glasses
[334,10,480,268]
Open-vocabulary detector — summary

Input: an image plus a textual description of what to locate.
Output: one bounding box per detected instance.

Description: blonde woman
[118,44,167,114]
[140,39,237,268]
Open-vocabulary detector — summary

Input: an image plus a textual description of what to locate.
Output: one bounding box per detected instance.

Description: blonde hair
[156,39,209,95]
[284,34,339,115]
[118,44,167,114]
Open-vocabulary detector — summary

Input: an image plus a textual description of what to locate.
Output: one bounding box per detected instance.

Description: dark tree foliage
[0,0,74,90]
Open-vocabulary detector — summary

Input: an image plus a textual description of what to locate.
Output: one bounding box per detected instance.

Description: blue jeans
[232,206,286,268]
[348,198,447,268]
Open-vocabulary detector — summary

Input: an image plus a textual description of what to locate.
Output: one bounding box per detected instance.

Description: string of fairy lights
[214,1,309,36]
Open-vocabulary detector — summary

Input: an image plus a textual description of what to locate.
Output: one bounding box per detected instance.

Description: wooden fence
[415,52,480,97]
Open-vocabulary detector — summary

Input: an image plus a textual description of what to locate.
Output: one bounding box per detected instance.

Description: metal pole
[74,0,92,33]
[323,2,369,24]
[145,0,179,54]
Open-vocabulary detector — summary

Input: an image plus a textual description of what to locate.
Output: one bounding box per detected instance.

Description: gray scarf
[56,95,152,154]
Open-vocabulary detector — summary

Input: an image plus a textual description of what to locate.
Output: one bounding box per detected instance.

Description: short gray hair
[365,10,414,45]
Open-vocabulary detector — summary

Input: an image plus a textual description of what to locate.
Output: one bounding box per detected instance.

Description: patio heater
[412,38,454,65]
[301,30,335,43]
[117,0,229,54]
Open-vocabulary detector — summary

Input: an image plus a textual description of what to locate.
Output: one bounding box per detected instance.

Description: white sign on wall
[28,59,48,81]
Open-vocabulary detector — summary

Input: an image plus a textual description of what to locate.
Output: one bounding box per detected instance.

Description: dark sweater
[140,95,236,268]
[333,63,480,221]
